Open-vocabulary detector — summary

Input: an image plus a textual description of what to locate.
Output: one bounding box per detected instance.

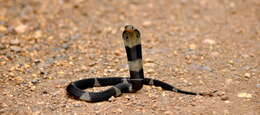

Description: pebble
[189,44,197,50]
[242,54,250,58]
[173,50,178,56]
[200,65,213,72]
[0,44,5,50]
[15,24,28,33]
[211,51,220,57]
[147,69,154,73]
[164,111,173,115]
[203,39,216,45]
[42,91,48,94]
[10,39,20,45]
[88,62,97,67]
[225,79,232,85]
[30,85,36,91]
[10,46,22,52]
[144,63,156,67]
[13,76,24,84]
[190,64,213,72]
[144,58,154,63]
[228,60,234,65]
[0,33,4,38]
[34,30,42,38]
[244,73,251,78]
[256,84,260,88]
[0,103,8,108]
[229,2,235,8]
[116,108,123,113]
[61,43,70,50]
[220,95,229,101]
[142,21,152,27]
[31,79,40,84]
[34,59,41,64]
[70,34,81,40]
[90,68,97,73]
[237,93,252,98]
[73,103,83,107]
[45,57,55,65]
[0,25,7,32]
[216,91,225,96]
[114,50,122,56]
[105,69,115,73]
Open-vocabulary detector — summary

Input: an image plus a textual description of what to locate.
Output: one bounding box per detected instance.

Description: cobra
[66,25,216,102]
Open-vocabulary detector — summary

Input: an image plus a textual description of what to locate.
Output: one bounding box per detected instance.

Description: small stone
[147,69,154,73]
[216,91,225,96]
[0,103,8,108]
[142,21,152,27]
[229,2,235,8]
[203,39,216,45]
[31,79,40,84]
[0,33,4,38]
[61,43,70,50]
[88,62,97,67]
[173,50,178,56]
[200,65,213,72]
[144,63,156,67]
[220,95,229,101]
[190,64,213,72]
[244,73,251,78]
[114,50,122,56]
[144,58,154,63]
[237,93,252,98]
[224,109,230,114]
[10,46,22,52]
[13,76,24,84]
[90,68,96,73]
[256,84,260,88]
[0,44,5,50]
[224,100,230,103]
[10,39,20,45]
[42,91,48,94]
[15,24,28,33]
[242,54,250,58]
[189,44,197,50]
[108,96,116,102]
[211,52,220,57]
[0,25,7,32]
[116,108,123,113]
[34,59,41,64]
[58,71,64,74]
[228,60,234,65]
[30,85,36,91]
[73,103,83,107]
[164,111,173,115]
[34,30,42,38]
[225,79,232,85]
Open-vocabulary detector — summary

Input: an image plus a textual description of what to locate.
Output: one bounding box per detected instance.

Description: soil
[0,0,259,114]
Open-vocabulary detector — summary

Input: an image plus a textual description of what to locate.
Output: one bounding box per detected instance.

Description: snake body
[66,25,216,102]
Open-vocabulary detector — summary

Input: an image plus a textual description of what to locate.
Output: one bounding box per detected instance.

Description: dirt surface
[0,0,259,114]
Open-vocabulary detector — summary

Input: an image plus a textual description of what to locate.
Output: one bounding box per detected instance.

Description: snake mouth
[125,29,134,33]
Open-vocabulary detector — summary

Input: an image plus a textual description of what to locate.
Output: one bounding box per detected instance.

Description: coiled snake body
[66,25,216,102]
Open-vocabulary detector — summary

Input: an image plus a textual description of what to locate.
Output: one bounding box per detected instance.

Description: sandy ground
[0,0,259,114]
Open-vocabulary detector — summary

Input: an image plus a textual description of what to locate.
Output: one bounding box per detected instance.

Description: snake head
[122,25,141,48]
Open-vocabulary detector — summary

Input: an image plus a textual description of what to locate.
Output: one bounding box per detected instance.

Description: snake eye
[122,31,129,40]
[134,29,140,38]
